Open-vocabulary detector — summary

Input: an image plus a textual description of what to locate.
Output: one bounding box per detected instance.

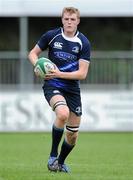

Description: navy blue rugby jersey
[37,27,91,91]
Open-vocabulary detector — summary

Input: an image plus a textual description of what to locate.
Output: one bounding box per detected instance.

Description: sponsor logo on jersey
[53,42,63,49]
[54,51,76,61]
[72,46,79,53]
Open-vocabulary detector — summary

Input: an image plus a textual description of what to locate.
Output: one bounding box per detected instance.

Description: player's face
[62,12,80,37]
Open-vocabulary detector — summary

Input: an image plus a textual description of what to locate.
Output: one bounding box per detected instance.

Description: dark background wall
[0,17,132,51]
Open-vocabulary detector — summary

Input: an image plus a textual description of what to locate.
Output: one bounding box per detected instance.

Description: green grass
[0,132,133,180]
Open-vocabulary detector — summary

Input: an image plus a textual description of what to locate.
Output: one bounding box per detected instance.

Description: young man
[28,7,91,173]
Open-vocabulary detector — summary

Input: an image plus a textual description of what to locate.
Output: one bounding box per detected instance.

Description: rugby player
[28,7,91,173]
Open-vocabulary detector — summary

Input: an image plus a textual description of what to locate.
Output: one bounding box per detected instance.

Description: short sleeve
[79,37,91,62]
[37,30,53,50]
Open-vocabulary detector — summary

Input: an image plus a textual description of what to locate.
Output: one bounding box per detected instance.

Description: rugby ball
[34,57,55,78]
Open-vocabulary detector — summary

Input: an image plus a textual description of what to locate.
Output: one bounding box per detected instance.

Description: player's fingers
[45,73,55,79]
[49,69,56,73]
[44,77,51,80]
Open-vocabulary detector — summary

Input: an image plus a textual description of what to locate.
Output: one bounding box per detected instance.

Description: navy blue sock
[50,125,64,157]
[58,140,74,165]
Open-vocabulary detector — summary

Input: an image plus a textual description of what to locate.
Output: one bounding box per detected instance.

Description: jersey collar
[61,27,79,40]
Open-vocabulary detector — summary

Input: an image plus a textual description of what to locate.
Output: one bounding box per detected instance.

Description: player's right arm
[28,45,42,66]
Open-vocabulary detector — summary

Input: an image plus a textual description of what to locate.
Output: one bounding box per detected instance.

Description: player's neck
[63,29,77,38]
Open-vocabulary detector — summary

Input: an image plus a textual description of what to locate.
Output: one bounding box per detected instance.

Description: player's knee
[57,108,69,123]
[53,101,69,122]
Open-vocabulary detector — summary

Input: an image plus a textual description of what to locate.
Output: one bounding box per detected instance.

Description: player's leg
[47,94,70,172]
[58,111,81,172]
[57,89,82,173]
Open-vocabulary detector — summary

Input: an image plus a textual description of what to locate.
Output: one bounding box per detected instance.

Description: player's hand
[44,65,61,80]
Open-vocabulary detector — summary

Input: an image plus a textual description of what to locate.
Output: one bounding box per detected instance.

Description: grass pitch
[0,132,133,180]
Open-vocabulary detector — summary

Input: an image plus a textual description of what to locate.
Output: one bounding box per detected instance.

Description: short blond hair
[62,7,80,19]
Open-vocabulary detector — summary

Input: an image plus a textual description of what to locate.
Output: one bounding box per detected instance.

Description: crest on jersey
[53,42,63,49]
[72,46,79,53]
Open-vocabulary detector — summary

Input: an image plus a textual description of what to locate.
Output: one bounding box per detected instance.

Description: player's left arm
[46,59,90,80]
